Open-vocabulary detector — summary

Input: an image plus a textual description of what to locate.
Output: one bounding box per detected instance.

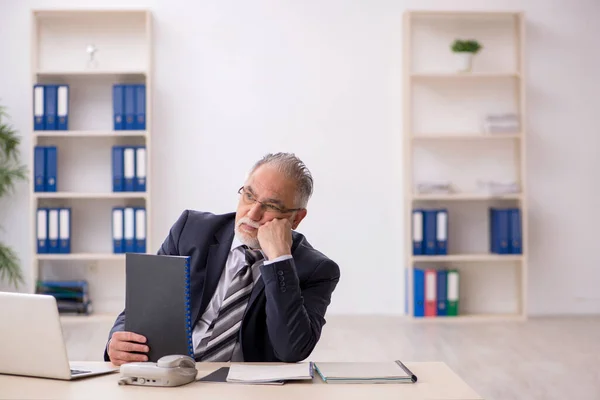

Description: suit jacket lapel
[198,219,235,319]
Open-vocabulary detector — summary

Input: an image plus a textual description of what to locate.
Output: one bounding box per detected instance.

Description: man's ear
[291,209,307,230]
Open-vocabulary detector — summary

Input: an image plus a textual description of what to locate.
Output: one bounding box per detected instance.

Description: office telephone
[118,355,198,387]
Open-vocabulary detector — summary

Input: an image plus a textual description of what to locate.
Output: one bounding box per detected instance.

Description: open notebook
[314,361,417,384]
[225,363,314,384]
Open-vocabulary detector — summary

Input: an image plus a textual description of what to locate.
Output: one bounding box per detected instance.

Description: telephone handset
[118,355,198,387]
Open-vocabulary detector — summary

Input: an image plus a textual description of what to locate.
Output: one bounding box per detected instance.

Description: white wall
[1,0,599,315]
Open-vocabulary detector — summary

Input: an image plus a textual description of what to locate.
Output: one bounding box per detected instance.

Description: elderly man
[105,153,340,364]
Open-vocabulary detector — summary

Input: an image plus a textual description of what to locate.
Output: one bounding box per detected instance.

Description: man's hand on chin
[257,219,293,260]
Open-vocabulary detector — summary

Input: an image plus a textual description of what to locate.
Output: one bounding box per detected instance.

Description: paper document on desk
[226,363,314,384]
[314,361,417,384]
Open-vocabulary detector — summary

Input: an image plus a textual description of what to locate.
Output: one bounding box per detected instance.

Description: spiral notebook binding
[183,256,193,357]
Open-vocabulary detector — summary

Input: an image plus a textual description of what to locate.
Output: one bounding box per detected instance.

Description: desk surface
[0,361,482,400]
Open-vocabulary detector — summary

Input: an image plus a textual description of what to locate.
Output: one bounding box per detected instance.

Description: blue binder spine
[436,209,448,255]
[45,146,57,192]
[37,208,48,253]
[413,268,425,317]
[34,146,46,192]
[184,256,194,357]
[112,208,124,254]
[497,208,510,254]
[33,85,45,130]
[48,208,60,253]
[58,208,71,254]
[510,208,522,254]
[135,146,146,192]
[123,147,135,192]
[412,209,424,255]
[44,85,58,130]
[113,84,124,130]
[124,207,136,253]
[436,270,448,316]
[423,210,437,256]
[112,146,124,192]
[57,85,69,130]
[134,207,146,253]
[135,84,146,130]
[124,85,136,130]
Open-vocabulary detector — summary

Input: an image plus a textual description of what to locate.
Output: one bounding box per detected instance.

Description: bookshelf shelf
[36,254,126,262]
[60,313,118,324]
[412,133,521,141]
[412,193,522,201]
[403,11,527,321]
[410,313,525,323]
[411,72,520,80]
[34,192,148,200]
[30,9,153,318]
[34,131,148,138]
[411,254,523,263]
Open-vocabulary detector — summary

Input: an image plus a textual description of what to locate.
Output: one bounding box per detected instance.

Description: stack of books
[36,280,92,315]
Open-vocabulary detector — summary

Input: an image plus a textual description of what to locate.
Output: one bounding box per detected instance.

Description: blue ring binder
[184,257,193,357]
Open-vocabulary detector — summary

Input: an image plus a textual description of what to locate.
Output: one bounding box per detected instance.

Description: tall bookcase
[403,11,528,321]
[29,10,152,321]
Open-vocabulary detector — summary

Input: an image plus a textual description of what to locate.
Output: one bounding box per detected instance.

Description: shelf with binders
[410,200,523,261]
[36,197,146,256]
[408,260,523,319]
[34,75,147,132]
[33,136,147,195]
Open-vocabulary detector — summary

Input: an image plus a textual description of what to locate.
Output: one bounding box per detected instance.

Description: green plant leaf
[0,121,22,161]
[0,242,24,288]
[0,162,27,198]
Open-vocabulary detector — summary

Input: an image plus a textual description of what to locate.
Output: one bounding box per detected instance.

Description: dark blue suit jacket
[104,210,340,362]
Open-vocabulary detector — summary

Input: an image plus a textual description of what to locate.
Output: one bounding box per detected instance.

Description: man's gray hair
[249,153,314,208]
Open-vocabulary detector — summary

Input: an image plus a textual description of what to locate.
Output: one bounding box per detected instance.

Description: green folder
[447,269,459,316]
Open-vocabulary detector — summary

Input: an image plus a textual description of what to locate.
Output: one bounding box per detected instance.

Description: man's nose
[247,202,264,221]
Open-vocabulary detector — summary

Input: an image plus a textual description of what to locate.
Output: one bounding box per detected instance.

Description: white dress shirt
[192,237,291,357]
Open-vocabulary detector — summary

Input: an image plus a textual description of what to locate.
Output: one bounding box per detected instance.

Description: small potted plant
[450,39,482,73]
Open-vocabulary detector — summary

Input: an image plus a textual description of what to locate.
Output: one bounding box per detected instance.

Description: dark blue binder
[412,209,424,255]
[123,147,136,192]
[33,85,45,130]
[124,85,136,130]
[37,208,48,253]
[34,146,46,192]
[423,210,437,255]
[112,146,124,192]
[48,208,60,253]
[490,208,510,254]
[436,270,448,316]
[124,207,136,253]
[113,84,124,130]
[45,146,57,192]
[413,268,425,317]
[509,208,522,254]
[135,207,146,253]
[57,85,69,131]
[436,209,448,255]
[112,207,124,254]
[59,208,71,254]
[44,85,58,131]
[134,84,146,130]
[134,146,146,192]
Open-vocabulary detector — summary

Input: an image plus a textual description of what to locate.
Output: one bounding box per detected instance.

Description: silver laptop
[0,292,118,380]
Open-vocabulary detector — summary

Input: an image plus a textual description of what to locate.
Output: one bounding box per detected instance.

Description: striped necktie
[196,246,263,361]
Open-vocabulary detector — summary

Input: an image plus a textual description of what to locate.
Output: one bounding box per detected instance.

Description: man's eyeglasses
[237,187,302,215]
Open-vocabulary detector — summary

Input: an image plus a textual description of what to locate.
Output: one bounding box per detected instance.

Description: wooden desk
[0,362,482,400]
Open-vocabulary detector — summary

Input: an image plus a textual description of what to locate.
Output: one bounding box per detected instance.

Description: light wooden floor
[62,315,600,400]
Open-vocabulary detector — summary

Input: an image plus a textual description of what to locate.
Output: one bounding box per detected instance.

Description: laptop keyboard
[71,369,91,375]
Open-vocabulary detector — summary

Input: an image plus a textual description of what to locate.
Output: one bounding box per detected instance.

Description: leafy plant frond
[451,39,482,54]
[0,117,21,161]
[0,162,28,197]
[0,242,24,288]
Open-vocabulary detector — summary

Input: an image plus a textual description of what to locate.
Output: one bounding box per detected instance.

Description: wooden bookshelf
[29,9,153,316]
[403,10,528,321]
